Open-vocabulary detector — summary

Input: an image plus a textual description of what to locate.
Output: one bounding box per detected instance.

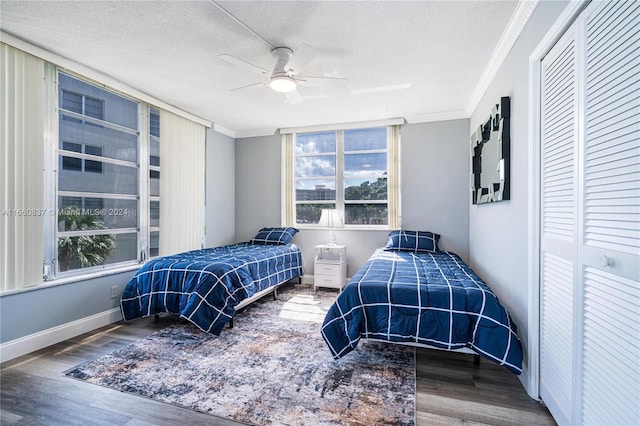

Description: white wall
[401,120,470,261]
[468,0,569,395]
[205,128,236,247]
[234,133,283,242]
[235,119,470,279]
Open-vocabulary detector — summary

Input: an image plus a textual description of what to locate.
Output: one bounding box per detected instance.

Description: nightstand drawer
[315,275,341,287]
[315,263,340,276]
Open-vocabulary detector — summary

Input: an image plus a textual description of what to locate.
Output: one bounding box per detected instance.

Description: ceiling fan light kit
[270,76,297,93]
[270,47,297,92]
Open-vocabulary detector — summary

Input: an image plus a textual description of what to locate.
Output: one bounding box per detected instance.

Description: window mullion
[57,191,138,201]
[43,63,58,280]
[336,130,345,218]
[139,105,149,262]
[59,108,139,135]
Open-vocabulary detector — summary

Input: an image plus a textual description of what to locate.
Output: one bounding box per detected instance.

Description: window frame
[284,123,401,230]
[147,107,161,260]
[43,70,160,280]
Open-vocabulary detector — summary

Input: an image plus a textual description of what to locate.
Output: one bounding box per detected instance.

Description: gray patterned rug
[65,284,415,426]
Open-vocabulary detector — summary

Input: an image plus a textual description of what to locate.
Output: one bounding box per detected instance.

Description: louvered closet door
[580,1,640,424]
[540,1,640,425]
[540,23,579,426]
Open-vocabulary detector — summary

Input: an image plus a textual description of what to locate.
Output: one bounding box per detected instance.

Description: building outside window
[54,72,158,274]
[290,125,399,228]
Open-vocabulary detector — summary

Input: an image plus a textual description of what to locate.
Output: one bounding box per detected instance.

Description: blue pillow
[249,227,298,245]
[384,230,440,252]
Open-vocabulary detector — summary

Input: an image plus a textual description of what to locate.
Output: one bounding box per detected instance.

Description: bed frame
[364,338,481,366]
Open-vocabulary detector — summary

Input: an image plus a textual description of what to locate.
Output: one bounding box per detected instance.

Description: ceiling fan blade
[285,44,317,75]
[219,54,270,75]
[230,82,268,91]
[298,76,348,90]
[284,89,303,104]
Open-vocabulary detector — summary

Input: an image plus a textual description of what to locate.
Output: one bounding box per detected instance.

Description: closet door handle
[599,255,615,268]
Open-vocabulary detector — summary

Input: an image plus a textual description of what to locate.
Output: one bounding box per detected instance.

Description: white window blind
[0,43,45,291]
[159,110,205,255]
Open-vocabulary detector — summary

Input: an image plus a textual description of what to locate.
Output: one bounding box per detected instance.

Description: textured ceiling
[0,0,519,137]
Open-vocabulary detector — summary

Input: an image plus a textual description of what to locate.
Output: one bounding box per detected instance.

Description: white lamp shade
[318,209,343,228]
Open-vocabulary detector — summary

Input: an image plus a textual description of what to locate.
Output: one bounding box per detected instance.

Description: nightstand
[314,244,347,292]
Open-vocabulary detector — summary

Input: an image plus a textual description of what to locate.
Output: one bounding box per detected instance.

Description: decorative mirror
[471,96,510,204]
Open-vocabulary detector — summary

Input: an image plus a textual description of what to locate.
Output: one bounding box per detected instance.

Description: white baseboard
[518,359,537,400]
[0,308,123,364]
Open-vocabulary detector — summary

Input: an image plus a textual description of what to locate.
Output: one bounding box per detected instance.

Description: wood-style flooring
[1,315,555,425]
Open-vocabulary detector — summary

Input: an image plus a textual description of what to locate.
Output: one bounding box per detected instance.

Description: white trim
[0,308,123,363]
[236,128,278,139]
[404,110,468,124]
[0,31,211,128]
[526,0,589,401]
[526,52,542,400]
[529,1,587,64]
[280,117,404,135]
[2,264,139,297]
[466,0,539,117]
[213,123,236,139]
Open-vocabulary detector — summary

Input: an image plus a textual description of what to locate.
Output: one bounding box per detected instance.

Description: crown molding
[465,0,539,117]
[235,128,279,139]
[280,118,405,135]
[212,123,236,138]
[404,110,468,124]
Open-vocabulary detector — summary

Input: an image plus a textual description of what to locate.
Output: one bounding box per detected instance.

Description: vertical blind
[281,133,295,226]
[0,43,45,291]
[159,110,206,255]
[387,125,401,229]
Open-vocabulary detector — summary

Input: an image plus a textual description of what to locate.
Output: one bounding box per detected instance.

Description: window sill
[1,263,141,297]
[294,225,399,232]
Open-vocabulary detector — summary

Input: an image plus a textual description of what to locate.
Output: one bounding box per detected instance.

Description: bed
[321,230,523,375]
[120,228,303,335]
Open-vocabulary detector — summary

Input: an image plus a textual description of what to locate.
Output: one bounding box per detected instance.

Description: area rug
[65,284,415,426]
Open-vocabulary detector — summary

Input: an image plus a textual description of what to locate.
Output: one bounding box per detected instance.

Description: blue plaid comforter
[120,243,303,335]
[321,249,523,374]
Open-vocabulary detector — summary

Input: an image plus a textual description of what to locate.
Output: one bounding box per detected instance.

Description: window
[148,107,160,258]
[61,142,103,173]
[287,125,400,228]
[61,89,104,124]
[1,42,205,292]
[51,72,159,275]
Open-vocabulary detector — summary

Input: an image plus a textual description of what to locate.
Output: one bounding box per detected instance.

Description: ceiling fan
[219,44,348,104]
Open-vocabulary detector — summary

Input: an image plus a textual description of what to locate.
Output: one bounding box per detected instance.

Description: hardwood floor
[415,348,555,425]
[1,316,555,426]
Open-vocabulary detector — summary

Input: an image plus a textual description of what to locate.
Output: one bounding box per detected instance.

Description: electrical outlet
[110,285,119,299]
